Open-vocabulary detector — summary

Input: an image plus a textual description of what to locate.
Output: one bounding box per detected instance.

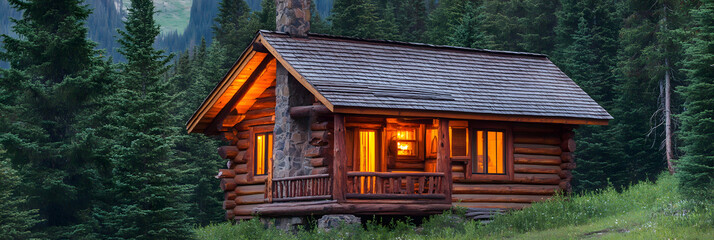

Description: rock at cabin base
[317,214,361,232]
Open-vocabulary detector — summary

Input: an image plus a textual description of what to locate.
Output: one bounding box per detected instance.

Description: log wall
[217,83,276,221]
[452,123,575,209]
[306,103,333,175]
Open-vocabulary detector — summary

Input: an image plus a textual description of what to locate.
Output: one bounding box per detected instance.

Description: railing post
[333,114,347,202]
[437,118,452,202]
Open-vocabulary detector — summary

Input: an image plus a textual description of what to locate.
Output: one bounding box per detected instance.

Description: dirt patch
[583,228,629,238]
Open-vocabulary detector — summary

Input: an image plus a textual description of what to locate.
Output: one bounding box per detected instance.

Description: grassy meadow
[194,173,714,239]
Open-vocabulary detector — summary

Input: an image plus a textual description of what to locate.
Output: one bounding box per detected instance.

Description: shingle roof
[261,31,612,120]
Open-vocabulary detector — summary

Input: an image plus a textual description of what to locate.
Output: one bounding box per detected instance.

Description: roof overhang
[187,32,609,134]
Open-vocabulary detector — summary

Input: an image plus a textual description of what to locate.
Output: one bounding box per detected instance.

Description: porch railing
[270,174,332,202]
[346,172,446,200]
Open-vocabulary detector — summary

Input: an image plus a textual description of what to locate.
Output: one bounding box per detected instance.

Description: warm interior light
[359,130,376,172]
[256,135,265,175]
[396,129,416,156]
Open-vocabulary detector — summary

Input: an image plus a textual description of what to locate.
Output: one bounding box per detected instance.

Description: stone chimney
[276,0,311,37]
[273,0,314,178]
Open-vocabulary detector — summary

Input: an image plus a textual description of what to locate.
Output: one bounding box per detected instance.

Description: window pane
[487,131,497,173]
[267,133,273,172]
[475,130,484,173]
[397,129,415,140]
[396,129,416,156]
[256,134,265,175]
[397,141,415,156]
[496,132,503,174]
[451,128,468,157]
[359,130,376,172]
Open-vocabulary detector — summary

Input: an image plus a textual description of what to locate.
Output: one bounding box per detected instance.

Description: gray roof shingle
[261,31,612,120]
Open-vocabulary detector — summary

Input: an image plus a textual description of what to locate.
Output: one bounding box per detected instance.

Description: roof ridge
[258,30,548,58]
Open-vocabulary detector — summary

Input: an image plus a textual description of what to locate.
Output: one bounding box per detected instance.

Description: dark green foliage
[330,0,391,39]
[92,0,194,238]
[551,0,622,192]
[447,1,488,48]
[479,0,560,54]
[677,0,714,202]
[0,152,41,240]
[213,0,254,63]
[0,0,113,237]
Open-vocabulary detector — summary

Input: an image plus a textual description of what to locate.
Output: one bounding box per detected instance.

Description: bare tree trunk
[665,58,674,174]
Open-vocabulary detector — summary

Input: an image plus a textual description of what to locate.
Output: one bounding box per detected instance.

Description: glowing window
[396,129,416,156]
[473,130,504,174]
[359,130,377,172]
[450,128,469,157]
[255,133,273,175]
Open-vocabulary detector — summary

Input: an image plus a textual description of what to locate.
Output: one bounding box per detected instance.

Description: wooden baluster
[376,176,383,194]
[418,176,425,194]
[407,176,414,194]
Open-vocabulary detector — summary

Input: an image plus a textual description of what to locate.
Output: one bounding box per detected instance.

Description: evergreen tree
[677,0,714,201]
[552,0,623,192]
[330,0,391,39]
[212,0,253,64]
[479,0,560,54]
[94,0,194,238]
[0,150,41,240]
[0,0,112,237]
[310,0,331,34]
[425,0,473,45]
[613,0,691,187]
[448,1,488,48]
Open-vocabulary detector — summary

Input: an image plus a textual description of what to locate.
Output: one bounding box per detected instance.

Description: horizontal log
[311,121,333,131]
[223,200,236,209]
[347,171,444,177]
[453,194,551,203]
[272,174,330,182]
[514,154,561,165]
[560,138,576,152]
[514,164,561,174]
[237,116,274,130]
[235,193,265,205]
[220,178,237,191]
[244,108,275,121]
[271,195,333,202]
[290,105,331,118]
[232,151,247,164]
[226,210,235,220]
[248,98,276,110]
[560,152,574,163]
[257,87,275,98]
[218,146,239,159]
[514,144,562,156]
[310,130,331,146]
[345,123,383,128]
[346,193,446,200]
[225,191,237,200]
[236,131,250,139]
[237,139,249,150]
[452,164,465,172]
[216,169,236,178]
[233,204,271,216]
[394,162,425,169]
[310,157,329,167]
[233,164,248,174]
[305,146,329,158]
[559,170,572,179]
[514,134,561,145]
[453,184,560,195]
[222,132,237,144]
[453,171,465,179]
[454,173,561,185]
[235,184,265,196]
[559,180,572,192]
[311,166,329,175]
[560,162,576,170]
[453,202,531,209]
[253,202,452,216]
[512,125,560,133]
[234,174,267,185]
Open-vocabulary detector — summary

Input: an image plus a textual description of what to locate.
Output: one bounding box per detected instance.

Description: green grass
[194,173,714,239]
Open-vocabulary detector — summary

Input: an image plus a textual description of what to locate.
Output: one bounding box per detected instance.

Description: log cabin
[186,0,612,221]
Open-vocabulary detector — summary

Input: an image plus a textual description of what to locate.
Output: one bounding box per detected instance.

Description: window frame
[248,126,273,181]
[463,122,514,181]
[352,127,383,172]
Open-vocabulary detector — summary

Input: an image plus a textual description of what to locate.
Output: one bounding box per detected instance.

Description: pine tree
[448,1,488,48]
[479,0,560,54]
[310,0,331,34]
[330,0,390,39]
[552,0,623,192]
[94,0,194,238]
[0,0,112,237]
[0,150,41,240]
[613,0,692,187]
[677,0,714,201]
[425,0,471,45]
[212,0,253,64]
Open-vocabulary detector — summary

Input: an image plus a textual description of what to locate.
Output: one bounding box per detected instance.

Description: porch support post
[332,114,347,202]
[436,118,452,202]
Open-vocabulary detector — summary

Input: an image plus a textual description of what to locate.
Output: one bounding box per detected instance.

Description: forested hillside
[1,0,712,239]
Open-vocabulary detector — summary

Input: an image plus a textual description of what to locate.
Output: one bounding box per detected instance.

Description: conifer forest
[1,0,713,239]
